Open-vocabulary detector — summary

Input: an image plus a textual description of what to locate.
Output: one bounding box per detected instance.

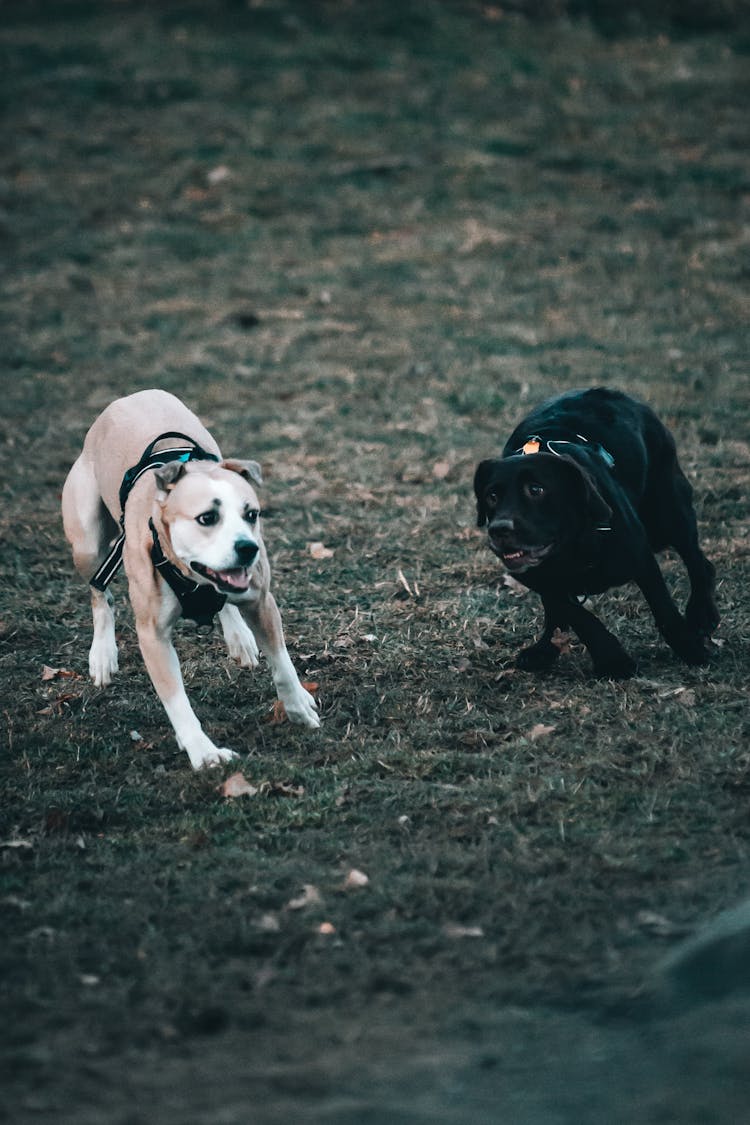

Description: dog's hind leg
[634,551,710,666]
[219,604,260,669]
[62,456,119,687]
[240,592,320,729]
[643,462,719,638]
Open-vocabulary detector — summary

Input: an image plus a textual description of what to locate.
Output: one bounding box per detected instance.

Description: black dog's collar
[89,433,222,627]
[516,433,614,533]
[517,433,616,470]
[148,518,226,630]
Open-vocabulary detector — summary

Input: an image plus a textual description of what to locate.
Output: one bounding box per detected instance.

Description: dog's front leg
[564,598,637,679]
[240,592,320,729]
[219,604,260,669]
[516,594,563,671]
[135,614,238,770]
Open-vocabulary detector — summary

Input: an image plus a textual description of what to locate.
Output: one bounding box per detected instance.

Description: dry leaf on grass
[396,569,420,598]
[501,574,528,596]
[207,164,231,185]
[550,629,572,655]
[317,921,336,935]
[443,923,484,939]
[636,910,680,937]
[432,459,451,480]
[269,781,305,799]
[286,884,322,911]
[37,693,80,717]
[308,541,334,560]
[218,772,258,799]
[343,868,369,890]
[529,723,556,741]
[41,665,80,681]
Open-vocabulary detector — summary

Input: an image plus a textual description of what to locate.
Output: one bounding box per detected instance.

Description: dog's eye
[524,481,546,500]
[486,490,499,508]
[244,508,260,526]
[196,509,219,527]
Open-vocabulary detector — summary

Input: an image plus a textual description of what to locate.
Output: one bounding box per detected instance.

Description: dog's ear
[559,458,612,529]
[153,460,187,499]
[222,459,263,487]
[473,459,499,527]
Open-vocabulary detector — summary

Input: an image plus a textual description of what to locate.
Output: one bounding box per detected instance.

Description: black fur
[473,388,719,678]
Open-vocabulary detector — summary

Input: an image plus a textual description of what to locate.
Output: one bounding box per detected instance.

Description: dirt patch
[2,2,749,1121]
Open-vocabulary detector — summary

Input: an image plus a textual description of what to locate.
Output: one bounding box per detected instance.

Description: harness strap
[148,519,226,630]
[89,432,220,600]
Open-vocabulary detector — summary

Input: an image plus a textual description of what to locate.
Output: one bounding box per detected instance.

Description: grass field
[1,2,749,1121]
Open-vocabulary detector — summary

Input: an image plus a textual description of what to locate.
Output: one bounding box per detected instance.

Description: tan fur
[62,390,319,769]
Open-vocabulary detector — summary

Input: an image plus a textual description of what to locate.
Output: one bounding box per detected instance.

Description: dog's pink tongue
[217,568,249,590]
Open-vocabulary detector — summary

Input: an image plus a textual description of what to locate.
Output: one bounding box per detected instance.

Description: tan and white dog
[62,389,319,769]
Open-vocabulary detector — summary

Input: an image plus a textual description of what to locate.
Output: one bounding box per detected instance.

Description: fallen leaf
[218,772,259,799]
[37,693,80,717]
[550,629,572,655]
[41,665,80,681]
[286,884,322,911]
[254,913,280,933]
[269,781,305,799]
[443,923,484,939]
[396,569,420,598]
[207,164,232,185]
[636,910,680,937]
[308,541,334,560]
[343,868,369,890]
[432,459,451,480]
[318,921,336,935]
[265,699,287,724]
[501,574,528,596]
[529,723,556,741]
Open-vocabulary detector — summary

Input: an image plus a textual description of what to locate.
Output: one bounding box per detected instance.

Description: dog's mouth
[489,539,555,571]
[191,562,252,593]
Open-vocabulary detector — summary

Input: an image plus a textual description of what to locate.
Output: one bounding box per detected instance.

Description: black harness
[89,432,227,630]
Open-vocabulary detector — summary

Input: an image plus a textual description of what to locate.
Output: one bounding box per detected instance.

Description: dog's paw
[188,745,239,771]
[221,618,260,669]
[280,684,321,730]
[516,641,560,672]
[672,631,711,667]
[591,651,637,680]
[89,638,119,687]
[685,596,720,638]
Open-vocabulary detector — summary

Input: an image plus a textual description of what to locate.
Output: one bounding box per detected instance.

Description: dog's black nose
[235,539,259,565]
[489,518,514,537]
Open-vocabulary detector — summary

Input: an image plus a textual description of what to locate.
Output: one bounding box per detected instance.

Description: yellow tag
[522,439,541,455]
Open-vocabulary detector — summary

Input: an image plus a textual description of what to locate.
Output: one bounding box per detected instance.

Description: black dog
[473,388,719,678]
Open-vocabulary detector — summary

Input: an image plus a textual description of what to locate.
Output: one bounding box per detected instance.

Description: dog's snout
[489,518,514,537]
[235,538,259,565]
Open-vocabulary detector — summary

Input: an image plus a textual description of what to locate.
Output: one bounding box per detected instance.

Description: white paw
[280,684,321,730]
[187,744,238,771]
[223,623,260,669]
[89,637,118,687]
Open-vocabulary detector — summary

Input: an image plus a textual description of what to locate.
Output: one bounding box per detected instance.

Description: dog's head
[153,458,265,596]
[473,453,612,573]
